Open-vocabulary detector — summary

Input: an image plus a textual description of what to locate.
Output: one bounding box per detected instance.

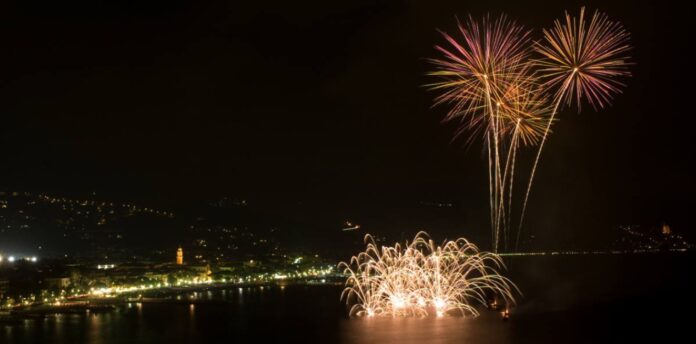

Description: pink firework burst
[427,15,533,143]
[535,7,632,111]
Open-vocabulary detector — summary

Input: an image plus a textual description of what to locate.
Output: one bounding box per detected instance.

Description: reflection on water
[1,287,512,344]
[340,314,511,344]
[1,254,694,343]
[1,285,510,344]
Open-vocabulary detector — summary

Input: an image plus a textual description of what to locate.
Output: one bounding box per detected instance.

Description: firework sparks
[427,16,549,252]
[427,9,631,252]
[427,15,533,144]
[340,232,518,317]
[535,7,632,111]
[517,8,632,244]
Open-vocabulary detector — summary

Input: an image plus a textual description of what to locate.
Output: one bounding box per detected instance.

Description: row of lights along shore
[0,254,38,263]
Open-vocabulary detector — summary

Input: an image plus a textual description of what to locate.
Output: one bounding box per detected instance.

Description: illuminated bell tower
[176,246,184,265]
[662,223,671,236]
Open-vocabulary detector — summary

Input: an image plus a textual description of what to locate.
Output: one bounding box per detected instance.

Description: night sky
[1,0,693,248]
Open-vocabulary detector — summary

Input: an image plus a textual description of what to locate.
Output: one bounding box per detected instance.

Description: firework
[340,232,518,317]
[535,7,631,111]
[428,16,549,252]
[427,9,631,252]
[427,15,533,144]
[517,8,632,244]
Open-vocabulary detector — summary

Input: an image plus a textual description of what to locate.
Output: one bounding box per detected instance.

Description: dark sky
[1,0,693,248]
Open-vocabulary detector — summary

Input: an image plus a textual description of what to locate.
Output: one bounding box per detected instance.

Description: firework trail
[427,15,547,252]
[427,9,630,253]
[340,232,518,317]
[517,7,632,246]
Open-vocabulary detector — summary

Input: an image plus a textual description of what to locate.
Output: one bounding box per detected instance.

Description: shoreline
[2,281,343,320]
